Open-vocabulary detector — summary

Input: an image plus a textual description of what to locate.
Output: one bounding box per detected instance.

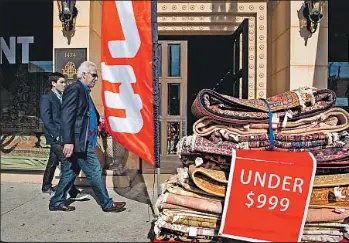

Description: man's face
[82,66,98,88]
[52,77,66,93]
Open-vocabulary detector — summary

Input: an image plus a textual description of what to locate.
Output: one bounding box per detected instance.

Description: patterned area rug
[193,107,349,137]
[191,87,335,124]
[310,186,349,209]
[306,208,349,222]
[188,165,228,198]
[314,174,349,187]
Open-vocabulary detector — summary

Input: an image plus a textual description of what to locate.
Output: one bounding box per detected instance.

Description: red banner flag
[219,149,316,242]
[101,1,154,165]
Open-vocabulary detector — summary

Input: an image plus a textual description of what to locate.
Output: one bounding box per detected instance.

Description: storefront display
[0,2,53,170]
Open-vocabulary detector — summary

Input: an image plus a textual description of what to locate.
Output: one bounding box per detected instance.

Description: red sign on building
[219,149,316,242]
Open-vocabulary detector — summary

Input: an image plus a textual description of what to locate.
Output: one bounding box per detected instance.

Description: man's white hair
[77,61,97,79]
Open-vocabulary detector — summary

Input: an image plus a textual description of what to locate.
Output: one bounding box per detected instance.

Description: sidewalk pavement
[1,181,157,242]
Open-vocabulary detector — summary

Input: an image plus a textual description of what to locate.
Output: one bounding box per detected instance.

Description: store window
[168,44,181,77]
[0,2,53,134]
[328,1,349,111]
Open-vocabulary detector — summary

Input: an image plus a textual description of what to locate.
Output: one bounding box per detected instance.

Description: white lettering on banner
[102,63,143,133]
[240,169,304,193]
[103,1,144,134]
[108,1,140,58]
[0,36,34,64]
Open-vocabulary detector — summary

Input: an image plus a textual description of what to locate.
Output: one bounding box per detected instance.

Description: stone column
[88,1,103,111]
[268,1,328,96]
[53,1,104,111]
[53,1,91,60]
[289,1,328,90]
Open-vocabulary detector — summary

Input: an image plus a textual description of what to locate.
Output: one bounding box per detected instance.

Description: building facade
[1,1,348,176]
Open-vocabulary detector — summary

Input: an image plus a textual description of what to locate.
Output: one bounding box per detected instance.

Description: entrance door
[159,41,188,173]
[143,41,188,173]
[231,18,249,98]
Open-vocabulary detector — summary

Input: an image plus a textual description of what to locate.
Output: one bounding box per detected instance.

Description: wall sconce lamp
[57,0,78,37]
[303,0,324,34]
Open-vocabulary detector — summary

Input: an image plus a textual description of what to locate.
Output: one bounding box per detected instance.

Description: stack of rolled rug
[153,166,225,242]
[152,87,349,242]
[302,173,349,242]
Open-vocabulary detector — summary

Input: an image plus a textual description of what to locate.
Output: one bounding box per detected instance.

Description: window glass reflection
[167,122,180,155]
[159,44,162,77]
[168,83,180,115]
[168,44,181,77]
[28,61,53,73]
[328,62,349,108]
[159,83,162,115]
[1,64,51,132]
[159,122,161,153]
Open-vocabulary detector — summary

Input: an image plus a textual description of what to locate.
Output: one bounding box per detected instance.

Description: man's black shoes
[102,201,126,213]
[49,203,75,212]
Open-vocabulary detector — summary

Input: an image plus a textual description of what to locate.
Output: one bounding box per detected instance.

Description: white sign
[0,36,34,64]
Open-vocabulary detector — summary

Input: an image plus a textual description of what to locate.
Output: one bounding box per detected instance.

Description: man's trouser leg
[42,147,58,192]
[49,144,80,208]
[76,143,113,210]
[50,144,81,196]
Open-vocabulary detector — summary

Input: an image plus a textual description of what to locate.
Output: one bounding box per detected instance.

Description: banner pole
[151,0,161,197]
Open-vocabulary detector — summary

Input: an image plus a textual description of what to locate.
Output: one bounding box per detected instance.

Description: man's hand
[63,144,74,157]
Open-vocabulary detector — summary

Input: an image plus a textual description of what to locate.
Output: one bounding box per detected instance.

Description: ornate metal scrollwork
[303,0,324,34]
[57,0,78,44]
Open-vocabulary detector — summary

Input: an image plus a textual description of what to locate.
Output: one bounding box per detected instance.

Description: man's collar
[79,79,91,92]
[51,88,62,95]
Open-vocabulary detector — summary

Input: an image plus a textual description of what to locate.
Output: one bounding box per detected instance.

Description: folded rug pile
[153,87,349,242]
[302,173,349,242]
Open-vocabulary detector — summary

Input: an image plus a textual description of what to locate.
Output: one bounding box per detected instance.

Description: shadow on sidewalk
[74,171,155,217]
[111,169,155,215]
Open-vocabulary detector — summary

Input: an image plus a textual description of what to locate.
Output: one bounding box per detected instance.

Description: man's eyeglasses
[89,73,98,79]
[84,72,98,79]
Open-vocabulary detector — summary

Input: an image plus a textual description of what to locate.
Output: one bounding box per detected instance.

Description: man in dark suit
[40,72,90,201]
[49,61,126,212]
